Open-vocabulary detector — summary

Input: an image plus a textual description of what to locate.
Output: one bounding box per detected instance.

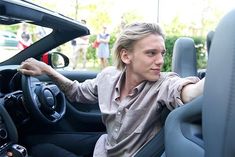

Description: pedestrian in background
[97,26,110,69]
[17,22,32,50]
[71,19,89,69]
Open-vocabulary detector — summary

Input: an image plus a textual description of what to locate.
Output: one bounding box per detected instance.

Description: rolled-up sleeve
[64,67,121,105]
[64,72,106,104]
[65,79,98,104]
[157,72,200,110]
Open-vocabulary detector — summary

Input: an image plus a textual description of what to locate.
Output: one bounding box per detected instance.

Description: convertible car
[0,0,234,157]
[0,1,104,157]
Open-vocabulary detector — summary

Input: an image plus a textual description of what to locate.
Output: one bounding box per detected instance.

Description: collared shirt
[65,66,200,157]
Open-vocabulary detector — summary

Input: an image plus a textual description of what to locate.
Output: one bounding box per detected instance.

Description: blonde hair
[113,22,165,70]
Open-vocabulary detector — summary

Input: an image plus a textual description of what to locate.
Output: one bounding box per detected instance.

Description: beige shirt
[65,66,199,157]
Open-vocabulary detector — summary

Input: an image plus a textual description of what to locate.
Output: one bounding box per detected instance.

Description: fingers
[19,58,46,76]
[19,58,35,75]
[19,69,32,75]
[19,65,38,76]
[20,61,31,69]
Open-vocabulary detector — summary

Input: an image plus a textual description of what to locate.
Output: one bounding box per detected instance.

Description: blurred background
[1,0,234,71]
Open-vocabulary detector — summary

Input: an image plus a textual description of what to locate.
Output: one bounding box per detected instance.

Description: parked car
[0,0,234,157]
[0,30,18,48]
[0,30,19,61]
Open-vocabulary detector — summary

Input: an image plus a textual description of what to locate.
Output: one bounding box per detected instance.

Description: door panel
[36,70,106,132]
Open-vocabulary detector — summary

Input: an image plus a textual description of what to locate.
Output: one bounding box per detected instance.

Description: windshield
[0,23,52,62]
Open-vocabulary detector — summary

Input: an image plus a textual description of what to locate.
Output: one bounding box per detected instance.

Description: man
[19,22,204,157]
[71,19,89,69]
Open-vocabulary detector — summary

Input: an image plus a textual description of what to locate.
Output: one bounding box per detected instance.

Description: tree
[163,16,187,36]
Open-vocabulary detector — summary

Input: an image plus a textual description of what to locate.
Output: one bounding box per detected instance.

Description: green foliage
[86,35,97,65]
[162,36,206,72]
[194,37,207,69]
[89,11,112,33]
[86,34,206,71]
[163,17,187,36]
[163,36,179,71]
[122,11,144,24]
[107,33,117,65]
[0,25,18,34]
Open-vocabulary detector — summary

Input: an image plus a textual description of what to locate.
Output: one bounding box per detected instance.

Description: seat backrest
[172,37,197,77]
[164,96,204,157]
[203,9,235,157]
[164,8,235,157]
[206,30,214,56]
[197,31,215,79]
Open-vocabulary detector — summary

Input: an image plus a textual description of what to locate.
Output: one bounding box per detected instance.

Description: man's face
[125,34,165,82]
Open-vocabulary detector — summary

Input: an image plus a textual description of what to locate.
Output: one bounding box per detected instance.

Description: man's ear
[120,49,131,64]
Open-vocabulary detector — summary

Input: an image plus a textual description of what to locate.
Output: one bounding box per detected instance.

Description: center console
[0,116,9,152]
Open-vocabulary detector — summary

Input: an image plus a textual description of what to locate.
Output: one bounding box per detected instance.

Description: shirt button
[115,128,118,132]
[117,112,121,115]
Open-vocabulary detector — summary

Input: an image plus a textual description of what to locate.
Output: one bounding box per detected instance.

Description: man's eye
[147,51,156,56]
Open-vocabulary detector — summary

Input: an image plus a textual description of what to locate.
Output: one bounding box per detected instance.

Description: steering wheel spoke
[47,84,60,96]
[21,75,66,124]
[49,111,61,121]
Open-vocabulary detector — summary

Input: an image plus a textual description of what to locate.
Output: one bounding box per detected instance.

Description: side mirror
[41,52,69,68]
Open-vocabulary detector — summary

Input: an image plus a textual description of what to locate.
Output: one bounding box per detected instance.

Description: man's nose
[155,53,164,65]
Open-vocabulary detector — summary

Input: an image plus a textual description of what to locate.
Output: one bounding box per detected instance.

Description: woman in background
[97,26,110,69]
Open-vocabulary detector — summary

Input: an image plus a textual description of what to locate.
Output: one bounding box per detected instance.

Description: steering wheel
[21,74,66,124]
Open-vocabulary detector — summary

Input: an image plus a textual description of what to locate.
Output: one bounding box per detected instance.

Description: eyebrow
[145,48,166,53]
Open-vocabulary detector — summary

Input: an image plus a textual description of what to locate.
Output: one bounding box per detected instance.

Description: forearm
[20,58,74,94]
[44,66,74,93]
[181,78,205,103]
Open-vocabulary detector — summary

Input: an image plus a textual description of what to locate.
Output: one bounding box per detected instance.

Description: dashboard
[0,68,30,126]
[0,69,22,95]
[0,67,30,156]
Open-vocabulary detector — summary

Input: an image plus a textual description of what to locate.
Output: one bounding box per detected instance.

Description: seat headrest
[172,37,197,77]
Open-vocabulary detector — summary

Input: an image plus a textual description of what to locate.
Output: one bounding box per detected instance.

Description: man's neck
[119,71,142,101]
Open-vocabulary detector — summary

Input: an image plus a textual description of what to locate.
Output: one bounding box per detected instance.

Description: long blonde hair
[113,22,165,70]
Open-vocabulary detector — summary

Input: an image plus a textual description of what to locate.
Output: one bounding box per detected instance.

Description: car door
[35,68,106,133]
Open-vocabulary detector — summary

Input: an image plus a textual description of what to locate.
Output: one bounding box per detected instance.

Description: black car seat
[172,37,197,77]
[198,30,215,79]
[164,8,235,157]
[206,30,214,56]
[203,9,235,157]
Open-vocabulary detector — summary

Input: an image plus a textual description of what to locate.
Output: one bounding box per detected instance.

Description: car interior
[0,1,104,157]
[0,0,234,157]
[164,8,235,157]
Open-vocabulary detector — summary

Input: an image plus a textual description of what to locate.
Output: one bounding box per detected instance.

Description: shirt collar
[115,68,126,94]
[115,68,146,97]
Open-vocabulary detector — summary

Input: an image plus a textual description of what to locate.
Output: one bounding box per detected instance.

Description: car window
[0,23,52,62]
